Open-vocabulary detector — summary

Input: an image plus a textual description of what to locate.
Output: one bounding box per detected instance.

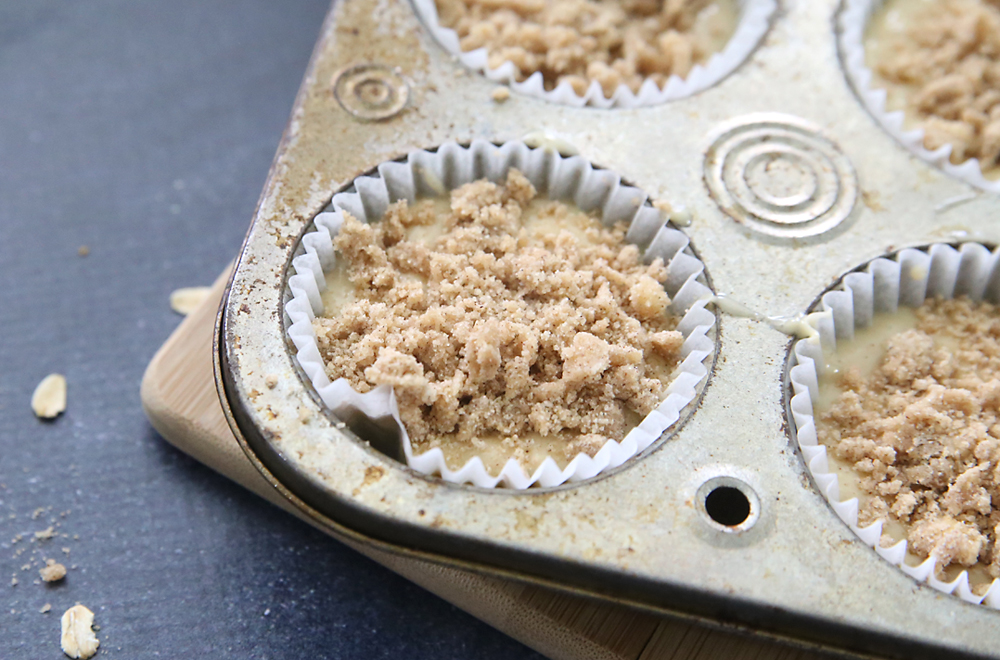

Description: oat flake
[31,374,66,419]
[169,286,211,316]
[61,604,99,659]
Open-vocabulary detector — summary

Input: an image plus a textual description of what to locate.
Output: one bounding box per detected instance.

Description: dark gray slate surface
[0,1,542,657]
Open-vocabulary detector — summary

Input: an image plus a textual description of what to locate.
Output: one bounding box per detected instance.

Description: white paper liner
[788,242,1000,606]
[840,0,1000,194]
[285,139,716,489]
[413,0,776,108]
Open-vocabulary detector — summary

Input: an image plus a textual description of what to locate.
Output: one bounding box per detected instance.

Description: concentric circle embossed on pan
[704,113,858,239]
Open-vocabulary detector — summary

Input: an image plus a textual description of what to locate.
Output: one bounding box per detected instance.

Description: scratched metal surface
[220,0,1000,657]
[0,1,541,658]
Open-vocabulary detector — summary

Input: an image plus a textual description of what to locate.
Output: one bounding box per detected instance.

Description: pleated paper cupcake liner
[839,0,1000,194]
[285,139,716,489]
[789,242,1000,605]
[412,0,776,108]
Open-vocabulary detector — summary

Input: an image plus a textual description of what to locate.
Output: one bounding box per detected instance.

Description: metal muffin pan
[216,0,1000,657]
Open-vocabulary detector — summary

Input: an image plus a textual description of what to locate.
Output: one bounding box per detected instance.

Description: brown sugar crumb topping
[870,0,1000,168]
[313,169,683,468]
[819,297,1000,577]
[435,0,738,97]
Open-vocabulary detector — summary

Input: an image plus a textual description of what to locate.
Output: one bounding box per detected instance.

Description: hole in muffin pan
[705,486,751,527]
[696,476,760,532]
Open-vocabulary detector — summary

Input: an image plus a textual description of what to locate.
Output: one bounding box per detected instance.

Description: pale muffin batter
[866,0,1000,175]
[436,0,739,97]
[817,297,1000,588]
[314,170,683,475]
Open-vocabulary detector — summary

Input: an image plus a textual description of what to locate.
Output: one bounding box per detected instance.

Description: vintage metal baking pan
[215,0,1000,657]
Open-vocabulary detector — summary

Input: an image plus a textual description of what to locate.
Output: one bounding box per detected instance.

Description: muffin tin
[216,0,1000,657]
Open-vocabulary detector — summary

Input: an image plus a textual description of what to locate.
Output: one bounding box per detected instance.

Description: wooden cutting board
[140,269,827,660]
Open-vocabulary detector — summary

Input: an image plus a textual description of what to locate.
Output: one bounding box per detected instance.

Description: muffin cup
[285,140,716,489]
[789,242,1000,605]
[839,0,1000,194]
[413,0,776,108]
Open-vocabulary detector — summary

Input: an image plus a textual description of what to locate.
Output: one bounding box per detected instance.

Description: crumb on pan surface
[818,297,1000,580]
[435,0,738,97]
[491,85,512,101]
[313,169,683,471]
[866,0,1000,172]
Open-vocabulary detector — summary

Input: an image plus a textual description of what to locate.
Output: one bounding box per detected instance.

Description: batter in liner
[314,170,683,475]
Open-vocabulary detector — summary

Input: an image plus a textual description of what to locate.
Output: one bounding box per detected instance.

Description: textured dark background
[0,1,541,657]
